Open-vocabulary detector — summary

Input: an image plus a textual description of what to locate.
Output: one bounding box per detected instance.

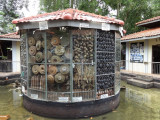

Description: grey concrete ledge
[0,73,20,85]
[121,72,160,89]
[23,92,120,119]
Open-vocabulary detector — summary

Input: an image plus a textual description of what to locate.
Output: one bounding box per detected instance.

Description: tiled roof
[12,8,124,26]
[0,32,20,39]
[136,16,160,25]
[121,27,160,40]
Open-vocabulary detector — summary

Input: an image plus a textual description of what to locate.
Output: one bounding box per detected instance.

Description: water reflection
[12,89,21,107]
[1,82,160,120]
[125,87,151,106]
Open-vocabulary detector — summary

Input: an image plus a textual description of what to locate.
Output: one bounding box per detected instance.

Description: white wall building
[0,33,20,73]
[121,16,160,74]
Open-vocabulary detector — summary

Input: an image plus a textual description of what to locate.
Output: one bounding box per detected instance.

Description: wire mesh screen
[96,30,115,98]
[115,32,121,94]
[21,32,28,94]
[23,28,120,102]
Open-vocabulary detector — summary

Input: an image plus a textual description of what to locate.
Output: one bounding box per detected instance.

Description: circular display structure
[13,9,123,118]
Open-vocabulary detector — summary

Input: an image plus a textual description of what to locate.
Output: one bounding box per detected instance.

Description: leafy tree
[40,0,70,12]
[78,0,109,16]
[119,0,153,34]
[40,0,159,34]
[104,0,153,34]
[104,0,126,18]
[151,0,160,16]
[40,0,109,15]
[0,0,29,34]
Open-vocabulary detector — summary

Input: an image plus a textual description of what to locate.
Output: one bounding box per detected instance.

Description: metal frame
[115,31,121,95]
[114,31,116,95]
[95,30,116,97]
[20,31,28,95]
[94,29,97,99]
[26,32,29,96]
[24,26,121,102]
[0,38,20,41]
[44,31,48,99]
[17,20,120,31]
[70,31,73,102]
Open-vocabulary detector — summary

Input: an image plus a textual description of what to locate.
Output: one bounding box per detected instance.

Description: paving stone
[127,78,153,89]
[153,82,160,88]
[135,75,153,82]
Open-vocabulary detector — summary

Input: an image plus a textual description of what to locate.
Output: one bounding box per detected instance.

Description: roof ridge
[0,32,20,39]
[122,27,160,40]
[136,16,160,25]
[0,32,17,36]
[12,8,124,26]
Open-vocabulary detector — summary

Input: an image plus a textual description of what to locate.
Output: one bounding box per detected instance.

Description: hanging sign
[130,42,144,63]
[79,23,89,28]
[39,21,48,30]
[102,23,110,31]
[31,94,38,99]
[100,94,108,99]
[58,97,69,102]
[119,27,123,36]
[73,97,82,102]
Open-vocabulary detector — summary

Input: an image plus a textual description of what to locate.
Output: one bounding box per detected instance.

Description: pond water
[0,81,160,120]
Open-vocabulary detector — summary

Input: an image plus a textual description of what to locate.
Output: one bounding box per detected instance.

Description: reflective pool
[0,81,160,120]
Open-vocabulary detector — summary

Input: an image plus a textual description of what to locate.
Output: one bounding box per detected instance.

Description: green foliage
[39,0,160,34]
[0,0,28,34]
[40,0,70,12]
[40,0,109,15]
[151,0,160,16]
[78,0,109,15]
[103,0,154,34]
[118,0,153,34]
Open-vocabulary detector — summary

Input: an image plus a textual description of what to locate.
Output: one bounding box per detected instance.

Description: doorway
[152,45,160,74]
[0,40,12,72]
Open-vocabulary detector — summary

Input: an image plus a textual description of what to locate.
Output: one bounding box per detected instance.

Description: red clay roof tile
[136,16,160,25]
[0,32,20,39]
[121,27,160,40]
[12,8,124,26]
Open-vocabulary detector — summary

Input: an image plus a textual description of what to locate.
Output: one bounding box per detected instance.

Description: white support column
[12,41,20,72]
[144,39,148,73]
[126,42,129,70]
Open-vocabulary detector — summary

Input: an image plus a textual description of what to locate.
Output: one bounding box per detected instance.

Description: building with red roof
[122,16,160,74]
[12,8,125,118]
[0,32,20,73]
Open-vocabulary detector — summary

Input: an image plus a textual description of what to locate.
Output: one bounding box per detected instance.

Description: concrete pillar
[144,39,148,73]
[12,41,20,72]
[126,42,129,70]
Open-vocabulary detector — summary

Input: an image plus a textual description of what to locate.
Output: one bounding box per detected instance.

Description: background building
[122,16,160,74]
[0,32,20,73]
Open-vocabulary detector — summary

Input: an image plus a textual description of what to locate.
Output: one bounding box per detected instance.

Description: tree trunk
[117,3,120,18]
[70,0,74,8]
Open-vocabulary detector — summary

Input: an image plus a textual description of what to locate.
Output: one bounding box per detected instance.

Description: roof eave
[0,37,20,41]
[137,19,160,27]
[121,34,160,42]
[16,20,122,31]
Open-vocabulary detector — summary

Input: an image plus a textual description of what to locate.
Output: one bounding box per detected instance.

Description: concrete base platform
[23,92,120,119]
[153,82,160,88]
[127,78,153,89]
[0,72,20,85]
[121,71,160,89]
